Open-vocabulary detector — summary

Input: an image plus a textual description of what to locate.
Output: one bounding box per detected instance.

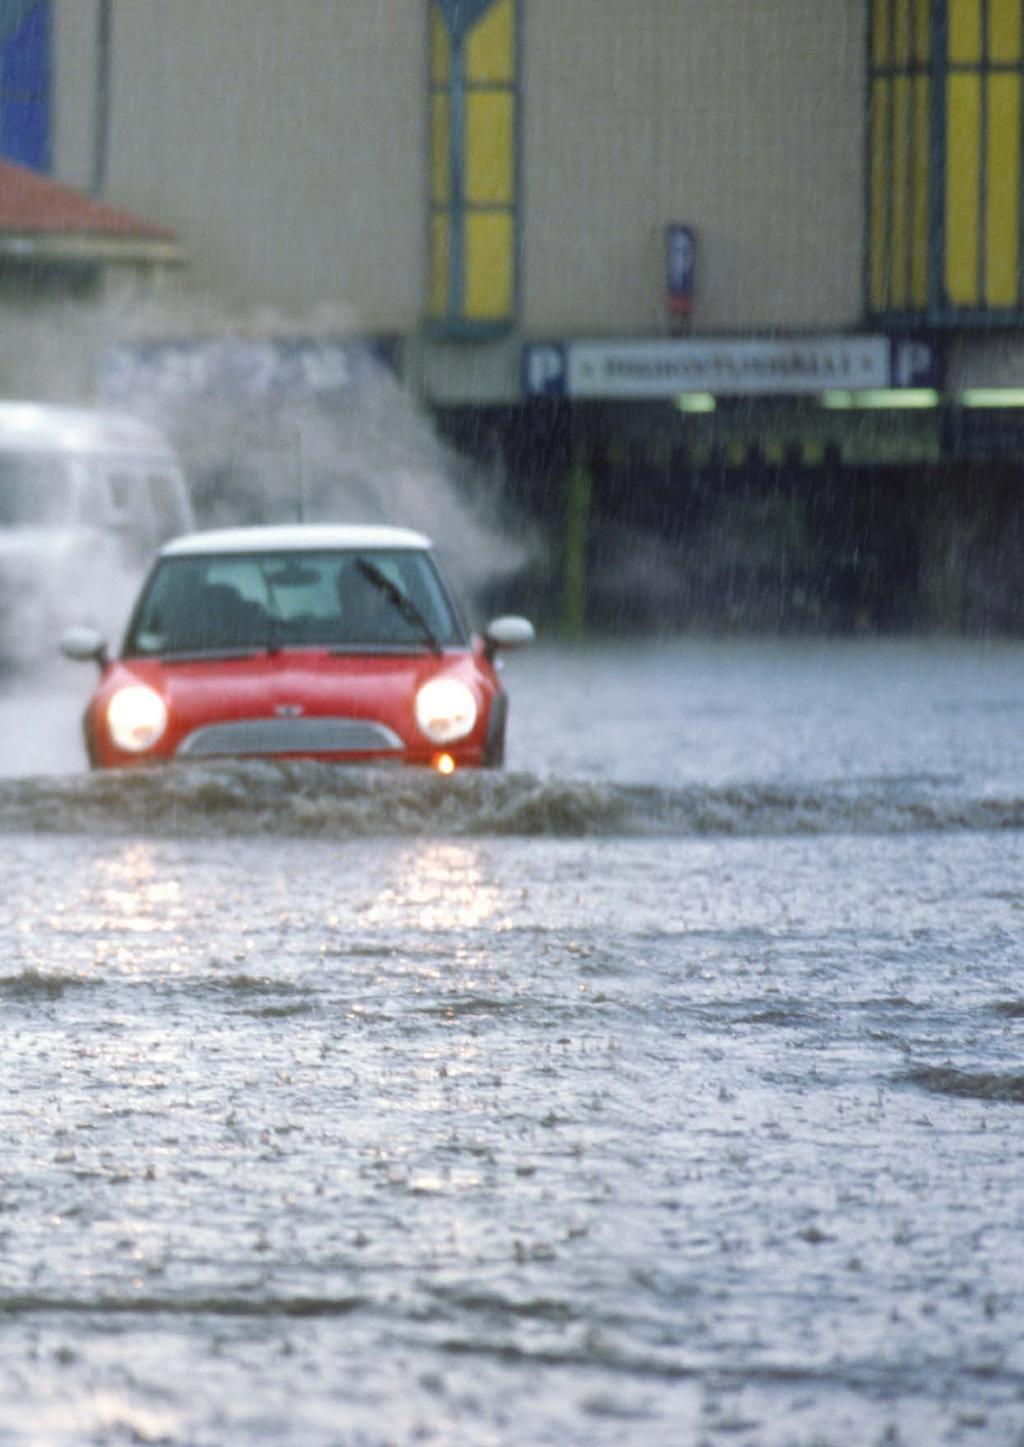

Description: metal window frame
[866,0,1024,327]
[426,0,521,339]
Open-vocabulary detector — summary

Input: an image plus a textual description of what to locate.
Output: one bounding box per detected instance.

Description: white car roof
[0,401,177,459]
[161,523,433,556]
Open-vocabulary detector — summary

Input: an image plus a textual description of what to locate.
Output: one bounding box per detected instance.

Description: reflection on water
[92,843,184,931]
[361,842,501,932]
[14,842,191,979]
[0,826,1019,1443]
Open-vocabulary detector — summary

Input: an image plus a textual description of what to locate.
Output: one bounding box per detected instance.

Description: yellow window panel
[945,71,981,305]
[431,92,451,206]
[429,213,451,319]
[891,75,912,307]
[466,0,514,84]
[430,2,451,87]
[913,0,931,63]
[949,0,983,62]
[464,211,514,321]
[465,90,514,206]
[869,79,891,312]
[986,73,1021,306]
[990,0,1023,62]
[893,0,912,65]
[911,75,930,308]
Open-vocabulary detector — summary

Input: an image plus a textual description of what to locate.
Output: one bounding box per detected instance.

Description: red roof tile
[0,158,175,240]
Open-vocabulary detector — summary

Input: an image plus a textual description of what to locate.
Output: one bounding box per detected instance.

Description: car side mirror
[484,615,535,660]
[60,625,108,668]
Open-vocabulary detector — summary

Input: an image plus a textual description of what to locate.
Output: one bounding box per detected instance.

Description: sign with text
[521,335,934,399]
[890,336,942,390]
[521,342,569,398]
[567,336,891,398]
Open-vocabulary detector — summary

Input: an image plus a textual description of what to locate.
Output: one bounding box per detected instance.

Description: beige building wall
[51,0,98,192]
[523,0,867,336]
[51,2,867,359]
[53,0,428,331]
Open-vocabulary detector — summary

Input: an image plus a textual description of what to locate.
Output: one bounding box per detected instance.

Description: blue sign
[1,0,49,171]
[889,336,942,389]
[522,343,567,398]
[666,225,695,313]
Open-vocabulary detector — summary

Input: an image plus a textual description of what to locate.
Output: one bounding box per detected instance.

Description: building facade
[0,0,1018,628]
[51,0,871,385]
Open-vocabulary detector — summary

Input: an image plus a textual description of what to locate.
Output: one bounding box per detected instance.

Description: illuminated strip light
[676,392,716,413]
[820,389,940,410]
[958,388,1024,408]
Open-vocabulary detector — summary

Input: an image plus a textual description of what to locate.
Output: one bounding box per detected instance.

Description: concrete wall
[54,0,427,330]
[52,0,99,194]
[523,0,867,336]
[52,2,868,354]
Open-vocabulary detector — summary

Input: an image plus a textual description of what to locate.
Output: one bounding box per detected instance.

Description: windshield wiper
[258,563,283,656]
[354,557,443,655]
[150,647,263,664]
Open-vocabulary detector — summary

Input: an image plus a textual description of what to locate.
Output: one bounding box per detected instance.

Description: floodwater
[2,639,1024,1445]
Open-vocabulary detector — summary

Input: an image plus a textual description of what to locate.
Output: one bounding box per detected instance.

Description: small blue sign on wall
[521,343,567,398]
[666,224,695,322]
[889,336,942,389]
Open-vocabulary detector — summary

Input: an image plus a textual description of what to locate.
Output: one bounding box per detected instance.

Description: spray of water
[97,292,537,601]
[0,288,539,774]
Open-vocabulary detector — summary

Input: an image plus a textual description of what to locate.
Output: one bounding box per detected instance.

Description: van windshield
[0,456,73,527]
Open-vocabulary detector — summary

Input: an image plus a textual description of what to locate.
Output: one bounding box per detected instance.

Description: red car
[60,524,534,771]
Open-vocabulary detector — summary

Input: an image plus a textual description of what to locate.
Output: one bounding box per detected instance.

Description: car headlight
[106,685,168,753]
[415,677,477,744]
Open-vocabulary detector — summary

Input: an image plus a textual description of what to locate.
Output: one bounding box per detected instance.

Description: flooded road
[2,640,1024,1444]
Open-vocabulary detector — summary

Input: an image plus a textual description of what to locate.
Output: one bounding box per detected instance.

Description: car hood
[115,648,473,738]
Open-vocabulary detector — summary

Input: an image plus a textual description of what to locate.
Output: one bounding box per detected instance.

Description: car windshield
[0,455,74,527]
[122,548,467,657]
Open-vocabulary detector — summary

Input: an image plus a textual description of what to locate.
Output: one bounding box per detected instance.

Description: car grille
[177,717,404,758]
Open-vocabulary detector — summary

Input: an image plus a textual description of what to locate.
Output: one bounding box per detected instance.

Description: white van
[0,401,193,663]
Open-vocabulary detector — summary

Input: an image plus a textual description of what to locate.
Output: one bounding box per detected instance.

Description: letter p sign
[891,338,940,389]
[523,344,567,397]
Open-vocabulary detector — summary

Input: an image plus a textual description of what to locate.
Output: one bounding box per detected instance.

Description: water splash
[0,760,1022,839]
[95,292,537,604]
